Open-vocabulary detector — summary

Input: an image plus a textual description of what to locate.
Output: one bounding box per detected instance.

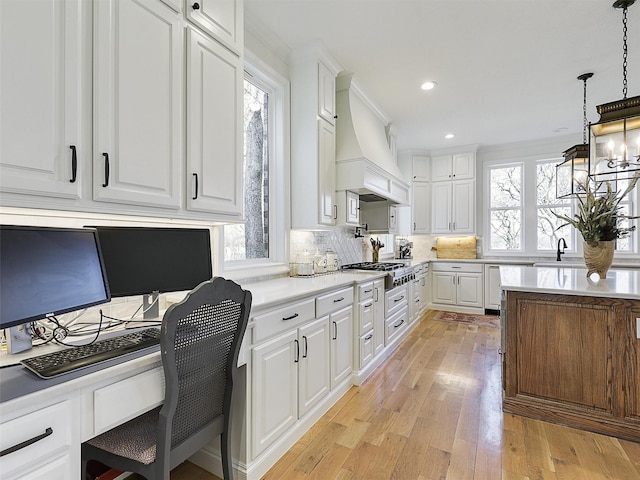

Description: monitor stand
[7,324,32,354]
[143,291,160,320]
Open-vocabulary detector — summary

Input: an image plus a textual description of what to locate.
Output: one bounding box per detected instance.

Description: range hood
[335,74,410,205]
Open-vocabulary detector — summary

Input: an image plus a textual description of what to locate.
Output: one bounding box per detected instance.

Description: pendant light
[556,72,593,198]
[589,0,640,183]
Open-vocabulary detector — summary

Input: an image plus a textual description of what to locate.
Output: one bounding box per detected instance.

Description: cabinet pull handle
[282,313,299,321]
[69,145,77,183]
[394,319,404,329]
[302,336,308,358]
[192,2,200,9]
[333,321,337,340]
[448,222,452,231]
[101,153,109,187]
[333,204,338,220]
[364,303,373,308]
[394,295,404,303]
[333,297,344,303]
[452,266,462,269]
[294,339,299,363]
[192,173,198,200]
[365,334,373,341]
[453,222,456,230]
[364,289,372,293]
[413,222,416,231]
[0,427,53,457]
[375,287,379,302]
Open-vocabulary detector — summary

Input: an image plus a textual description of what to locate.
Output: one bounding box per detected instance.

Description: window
[221,58,289,277]
[536,160,572,251]
[488,164,522,250]
[614,177,635,252]
[224,78,270,262]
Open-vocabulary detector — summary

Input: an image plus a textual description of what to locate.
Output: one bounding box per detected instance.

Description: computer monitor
[0,225,111,330]
[90,227,212,317]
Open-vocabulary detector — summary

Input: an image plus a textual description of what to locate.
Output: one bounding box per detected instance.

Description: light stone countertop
[499,265,640,300]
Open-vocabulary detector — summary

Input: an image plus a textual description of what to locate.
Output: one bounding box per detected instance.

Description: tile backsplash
[290,228,370,267]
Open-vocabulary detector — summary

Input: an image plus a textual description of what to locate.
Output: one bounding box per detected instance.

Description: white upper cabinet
[412,182,431,234]
[184,0,243,55]
[93,0,183,209]
[431,151,475,182]
[185,26,243,218]
[0,0,87,200]
[431,180,475,234]
[290,50,342,229]
[412,155,430,182]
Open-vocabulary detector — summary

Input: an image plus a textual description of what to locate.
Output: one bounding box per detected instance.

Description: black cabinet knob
[192,2,200,10]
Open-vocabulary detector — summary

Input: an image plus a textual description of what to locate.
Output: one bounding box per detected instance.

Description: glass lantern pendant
[589,0,640,183]
[556,73,593,198]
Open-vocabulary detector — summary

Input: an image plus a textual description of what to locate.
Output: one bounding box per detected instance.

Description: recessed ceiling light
[421,81,437,91]
[444,133,455,139]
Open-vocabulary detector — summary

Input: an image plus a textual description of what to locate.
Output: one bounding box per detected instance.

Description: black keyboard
[21,328,161,378]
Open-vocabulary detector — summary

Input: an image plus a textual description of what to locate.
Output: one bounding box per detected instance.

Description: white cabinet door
[298,318,331,417]
[452,180,475,233]
[0,0,86,200]
[412,182,431,234]
[457,273,483,307]
[432,272,456,305]
[318,118,337,226]
[358,299,374,336]
[347,190,360,225]
[186,26,243,218]
[252,330,298,457]
[373,279,385,354]
[412,155,430,182]
[431,154,453,182]
[93,0,182,209]
[184,0,242,55]
[452,152,475,180]
[330,306,353,388]
[431,182,452,234]
[485,265,502,310]
[318,61,336,125]
[388,204,398,233]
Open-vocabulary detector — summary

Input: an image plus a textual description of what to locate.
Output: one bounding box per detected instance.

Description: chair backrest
[156,277,251,474]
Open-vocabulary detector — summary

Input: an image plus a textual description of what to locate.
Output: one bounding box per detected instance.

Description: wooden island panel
[503,291,640,442]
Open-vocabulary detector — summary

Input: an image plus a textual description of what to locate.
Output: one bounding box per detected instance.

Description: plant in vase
[554,172,639,279]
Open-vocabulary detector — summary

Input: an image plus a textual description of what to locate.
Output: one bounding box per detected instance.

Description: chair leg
[221,428,233,480]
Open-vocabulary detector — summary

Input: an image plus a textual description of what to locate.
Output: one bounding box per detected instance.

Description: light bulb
[607,138,615,159]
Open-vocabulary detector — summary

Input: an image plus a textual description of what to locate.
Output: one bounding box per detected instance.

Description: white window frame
[486,162,524,253]
[217,52,291,281]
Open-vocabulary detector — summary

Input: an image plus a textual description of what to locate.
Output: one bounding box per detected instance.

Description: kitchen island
[499,266,640,441]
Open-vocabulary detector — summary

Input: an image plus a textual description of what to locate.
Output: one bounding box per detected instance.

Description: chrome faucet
[556,238,567,261]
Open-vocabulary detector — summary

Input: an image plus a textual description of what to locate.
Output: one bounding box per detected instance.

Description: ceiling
[244,0,640,153]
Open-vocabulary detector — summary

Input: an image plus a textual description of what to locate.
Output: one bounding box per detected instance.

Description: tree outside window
[224,79,270,261]
[488,164,522,250]
[536,161,572,250]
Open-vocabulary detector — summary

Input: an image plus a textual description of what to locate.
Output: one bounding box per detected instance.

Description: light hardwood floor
[166,310,640,480]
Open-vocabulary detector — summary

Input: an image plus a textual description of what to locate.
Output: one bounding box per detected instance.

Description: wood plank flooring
[167,309,640,480]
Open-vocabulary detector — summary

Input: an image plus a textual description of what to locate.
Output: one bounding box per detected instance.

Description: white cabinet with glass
[290,49,342,229]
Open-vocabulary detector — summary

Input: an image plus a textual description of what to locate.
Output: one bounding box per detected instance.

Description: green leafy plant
[554,173,640,242]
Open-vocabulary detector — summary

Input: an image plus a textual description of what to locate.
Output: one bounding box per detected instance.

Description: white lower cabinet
[372,279,385,354]
[0,399,79,480]
[385,306,408,346]
[251,286,352,458]
[431,262,484,310]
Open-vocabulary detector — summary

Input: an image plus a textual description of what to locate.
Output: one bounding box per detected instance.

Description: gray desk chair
[82,277,252,480]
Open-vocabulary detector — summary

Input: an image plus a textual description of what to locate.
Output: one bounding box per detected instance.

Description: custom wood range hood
[335,73,410,205]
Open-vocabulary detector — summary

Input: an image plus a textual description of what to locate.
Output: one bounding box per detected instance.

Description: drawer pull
[364,334,373,341]
[364,303,373,308]
[282,313,299,321]
[394,296,405,303]
[1,427,53,457]
[333,297,345,303]
[451,266,462,269]
[394,319,405,329]
[364,289,372,293]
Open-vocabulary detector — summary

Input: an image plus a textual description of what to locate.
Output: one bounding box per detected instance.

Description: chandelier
[589,0,640,183]
[556,72,593,198]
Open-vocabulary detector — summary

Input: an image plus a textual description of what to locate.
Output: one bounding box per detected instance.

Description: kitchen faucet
[556,238,567,261]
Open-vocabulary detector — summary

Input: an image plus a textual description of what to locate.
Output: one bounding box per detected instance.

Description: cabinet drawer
[0,399,75,477]
[358,300,374,336]
[253,298,315,343]
[357,282,374,301]
[385,307,408,345]
[316,287,353,318]
[385,285,408,318]
[431,262,483,273]
[359,331,375,369]
[94,367,165,436]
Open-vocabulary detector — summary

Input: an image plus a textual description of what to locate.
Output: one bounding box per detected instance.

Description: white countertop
[499,265,640,300]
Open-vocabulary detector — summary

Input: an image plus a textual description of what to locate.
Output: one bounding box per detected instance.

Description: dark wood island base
[502,290,640,442]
